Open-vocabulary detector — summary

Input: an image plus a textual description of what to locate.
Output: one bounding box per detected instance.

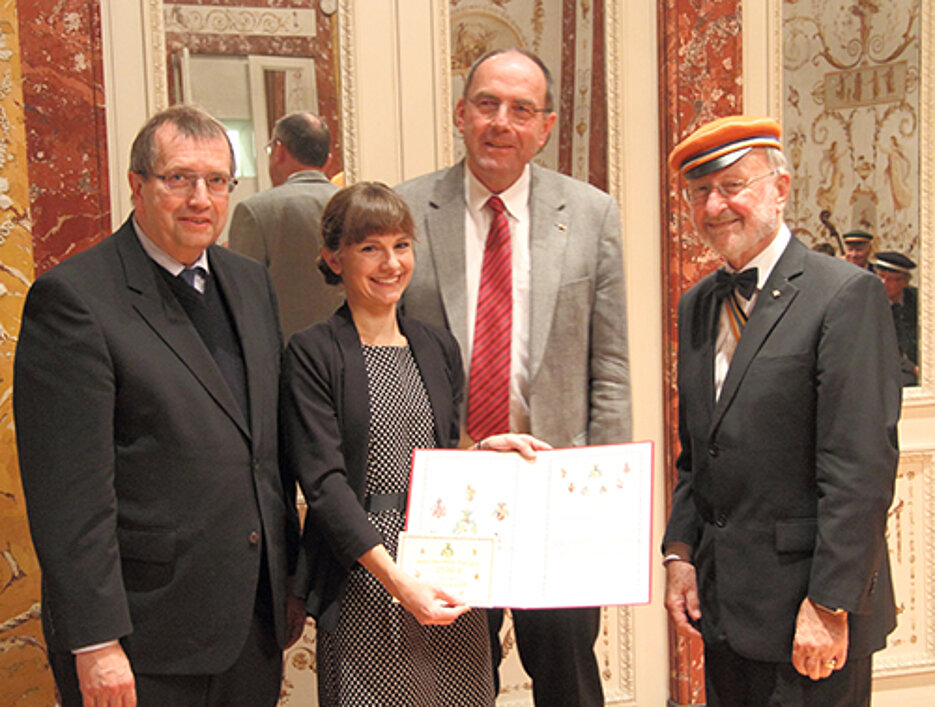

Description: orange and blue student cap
[669,115,782,179]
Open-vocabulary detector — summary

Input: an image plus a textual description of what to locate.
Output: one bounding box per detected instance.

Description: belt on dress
[364,491,407,513]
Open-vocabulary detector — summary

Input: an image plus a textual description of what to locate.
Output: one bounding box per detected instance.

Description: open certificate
[399,442,653,609]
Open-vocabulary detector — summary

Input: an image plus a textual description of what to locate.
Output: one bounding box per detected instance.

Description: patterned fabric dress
[316,345,495,706]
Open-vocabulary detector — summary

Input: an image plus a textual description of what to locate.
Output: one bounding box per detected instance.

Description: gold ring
[824,659,837,669]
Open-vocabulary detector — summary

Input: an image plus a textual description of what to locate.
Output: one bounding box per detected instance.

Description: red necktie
[467,196,512,442]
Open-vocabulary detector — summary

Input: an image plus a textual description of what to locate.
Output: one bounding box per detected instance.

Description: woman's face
[325,232,414,311]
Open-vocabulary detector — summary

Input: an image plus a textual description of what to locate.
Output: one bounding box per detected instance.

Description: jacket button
[716,513,727,527]
[248,531,260,545]
[708,443,719,457]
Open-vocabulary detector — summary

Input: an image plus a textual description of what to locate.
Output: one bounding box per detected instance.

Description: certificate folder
[399,441,653,608]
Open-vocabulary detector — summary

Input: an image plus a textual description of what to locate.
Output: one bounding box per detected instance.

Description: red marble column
[18,0,110,276]
[658,0,744,704]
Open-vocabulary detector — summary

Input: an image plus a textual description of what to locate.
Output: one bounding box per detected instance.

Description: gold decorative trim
[145,0,168,111]
[337,0,358,184]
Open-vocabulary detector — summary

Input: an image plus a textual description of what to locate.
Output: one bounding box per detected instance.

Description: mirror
[781,0,926,390]
[157,1,343,243]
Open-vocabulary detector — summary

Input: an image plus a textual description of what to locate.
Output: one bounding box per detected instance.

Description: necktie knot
[715,267,758,300]
[179,266,207,291]
[487,195,505,216]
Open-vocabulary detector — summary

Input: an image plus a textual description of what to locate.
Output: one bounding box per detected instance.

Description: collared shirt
[714,222,791,399]
[463,165,532,433]
[132,217,210,292]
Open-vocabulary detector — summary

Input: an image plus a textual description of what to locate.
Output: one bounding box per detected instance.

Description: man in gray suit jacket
[663,116,900,706]
[229,111,341,340]
[398,49,631,707]
[15,106,302,706]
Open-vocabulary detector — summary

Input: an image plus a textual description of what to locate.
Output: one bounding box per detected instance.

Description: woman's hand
[393,573,472,625]
[475,433,552,460]
[359,544,471,625]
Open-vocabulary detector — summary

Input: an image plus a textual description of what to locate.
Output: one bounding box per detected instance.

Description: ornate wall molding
[337,0,358,183]
[163,6,317,37]
[144,0,168,111]
[874,449,935,675]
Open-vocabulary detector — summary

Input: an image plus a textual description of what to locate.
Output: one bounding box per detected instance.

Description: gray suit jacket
[664,235,901,662]
[229,169,342,340]
[397,162,631,447]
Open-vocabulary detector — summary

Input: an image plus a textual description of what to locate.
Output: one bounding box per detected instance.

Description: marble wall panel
[0,2,56,704]
[18,0,110,276]
[659,0,744,703]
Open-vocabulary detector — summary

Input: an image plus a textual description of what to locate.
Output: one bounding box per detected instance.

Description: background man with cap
[397,48,631,706]
[663,115,901,705]
[842,229,874,270]
[229,111,341,340]
[873,251,918,385]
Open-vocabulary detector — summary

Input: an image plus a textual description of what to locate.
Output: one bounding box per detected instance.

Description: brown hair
[130,104,235,177]
[318,182,416,285]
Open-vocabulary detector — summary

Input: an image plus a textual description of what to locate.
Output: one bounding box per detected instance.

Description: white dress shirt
[714,223,791,399]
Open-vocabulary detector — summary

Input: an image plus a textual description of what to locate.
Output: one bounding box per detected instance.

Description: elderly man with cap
[662,115,901,706]
[842,229,874,270]
[873,251,919,385]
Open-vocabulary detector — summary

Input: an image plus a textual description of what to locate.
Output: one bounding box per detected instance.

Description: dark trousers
[51,609,282,707]
[488,606,603,707]
[704,639,872,707]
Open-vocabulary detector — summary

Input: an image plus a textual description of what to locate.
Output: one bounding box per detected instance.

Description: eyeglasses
[265,138,280,156]
[467,96,549,125]
[149,172,237,195]
[682,170,778,205]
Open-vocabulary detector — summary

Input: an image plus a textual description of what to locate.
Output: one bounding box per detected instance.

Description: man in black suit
[663,115,901,706]
[14,105,302,706]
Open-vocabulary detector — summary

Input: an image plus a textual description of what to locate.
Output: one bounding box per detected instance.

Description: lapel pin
[557,223,567,231]
[771,289,781,298]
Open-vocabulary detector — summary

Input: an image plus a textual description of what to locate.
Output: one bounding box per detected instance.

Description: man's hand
[75,643,136,706]
[664,560,702,638]
[476,433,552,460]
[792,597,848,681]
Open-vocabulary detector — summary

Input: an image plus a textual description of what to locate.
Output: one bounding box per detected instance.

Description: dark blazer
[280,304,463,631]
[14,217,299,674]
[664,235,902,663]
[228,169,342,340]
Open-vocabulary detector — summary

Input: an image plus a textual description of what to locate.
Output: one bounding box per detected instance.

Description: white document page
[403,441,653,608]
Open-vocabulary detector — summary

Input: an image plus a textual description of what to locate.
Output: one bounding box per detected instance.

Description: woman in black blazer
[280,182,546,706]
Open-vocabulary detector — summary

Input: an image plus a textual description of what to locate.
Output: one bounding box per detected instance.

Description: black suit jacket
[279,304,463,631]
[664,235,902,662]
[14,217,299,674]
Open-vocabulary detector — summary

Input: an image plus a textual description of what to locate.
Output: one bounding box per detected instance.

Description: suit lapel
[116,222,250,438]
[209,248,261,440]
[528,166,569,379]
[424,164,469,358]
[711,237,804,431]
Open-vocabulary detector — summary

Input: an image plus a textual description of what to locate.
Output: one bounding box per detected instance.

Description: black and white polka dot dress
[316,345,495,706]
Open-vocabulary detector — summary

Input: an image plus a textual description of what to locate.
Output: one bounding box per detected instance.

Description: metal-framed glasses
[683,169,778,205]
[150,172,237,195]
[467,96,549,124]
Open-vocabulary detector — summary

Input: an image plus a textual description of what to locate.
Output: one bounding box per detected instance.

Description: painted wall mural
[782,0,920,260]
